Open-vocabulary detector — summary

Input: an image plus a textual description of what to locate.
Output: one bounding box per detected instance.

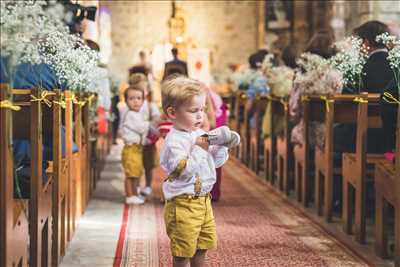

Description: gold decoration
[0,100,21,111]
[320,95,334,112]
[194,175,202,196]
[30,91,54,107]
[382,92,400,105]
[166,159,187,182]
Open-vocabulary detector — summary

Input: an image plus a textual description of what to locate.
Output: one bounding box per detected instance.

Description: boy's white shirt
[160,127,229,200]
[120,110,150,145]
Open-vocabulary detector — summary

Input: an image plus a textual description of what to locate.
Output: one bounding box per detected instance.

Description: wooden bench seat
[1,83,29,267]
[374,106,399,266]
[341,94,383,244]
[313,94,380,222]
[249,94,268,174]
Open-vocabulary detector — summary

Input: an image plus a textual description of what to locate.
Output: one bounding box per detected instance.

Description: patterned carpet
[113,160,371,267]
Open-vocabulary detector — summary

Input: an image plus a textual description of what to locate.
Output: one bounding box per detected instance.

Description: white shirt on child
[160,127,229,200]
[120,110,150,145]
[118,100,160,144]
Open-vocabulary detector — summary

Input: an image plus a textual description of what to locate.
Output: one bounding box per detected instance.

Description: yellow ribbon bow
[280,99,288,112]
[53,100,66,109]
[320,95,334,112]
[64,92,77,103]
[382,92,400,105]
[353,97,368,103]
[301,95,310,102]
[0,100,21,111]
[87,94,96,106]
[30,91,53,107]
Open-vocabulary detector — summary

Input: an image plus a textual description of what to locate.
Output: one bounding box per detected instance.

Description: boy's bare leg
[125,177,139,197]
[173,256,189,267]
[190,249,207,267]
[145,167,152,187]
[130,177,140,196]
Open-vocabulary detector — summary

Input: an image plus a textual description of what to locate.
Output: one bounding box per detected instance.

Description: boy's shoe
[141,186,152,196]
[126,195,145,205]
[207,126,231,146]
[206,126,241,149]
[226,131,240,148]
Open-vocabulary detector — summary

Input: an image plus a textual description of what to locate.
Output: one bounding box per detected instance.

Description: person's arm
[161,138,206,180]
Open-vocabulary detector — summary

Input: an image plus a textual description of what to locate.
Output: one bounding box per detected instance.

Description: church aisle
[61,144,126,267]
[62,144,371,267]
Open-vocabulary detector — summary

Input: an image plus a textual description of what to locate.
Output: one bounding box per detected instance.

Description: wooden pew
[263,95,277,184]
[342,93,383,244]
[275,96,292,194]
[240,94,251,166]
[73,95,84,220]
[48,90,69,265]
[313,94,381,222]
[12,88,54,266]
[0,84,29,267]
[293,96,323,207]
[64,91,74,242]
[82,93,91,205]
[231,91,246,158]
[375,105,400,266]
[249,94,268,174]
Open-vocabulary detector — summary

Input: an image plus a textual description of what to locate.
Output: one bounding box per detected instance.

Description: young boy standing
[160,76,240,266]
[120,86,152,205]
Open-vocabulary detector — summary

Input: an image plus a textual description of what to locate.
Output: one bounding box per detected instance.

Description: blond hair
[161,75,205,114]
[128,72,150,96]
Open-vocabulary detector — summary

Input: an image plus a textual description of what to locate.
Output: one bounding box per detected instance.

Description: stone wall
[100,0,399,83]
[101,0,259,83]
[100,1,171,82]
[332,0,400,40]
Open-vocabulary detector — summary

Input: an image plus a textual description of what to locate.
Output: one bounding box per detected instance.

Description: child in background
[128,73,161,197]
[120,85,154,205]
[160,76,240,266]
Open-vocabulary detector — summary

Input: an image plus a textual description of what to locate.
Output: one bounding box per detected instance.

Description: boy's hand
[195,136,209,151]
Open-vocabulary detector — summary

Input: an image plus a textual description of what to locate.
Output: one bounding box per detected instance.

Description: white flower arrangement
[329,36,368,91]
[262,54,294,97]
[235,68,261,91]
[39,31,100,92]
[376,32,400,90]
[295,53,343,95]
[0,0,99,92]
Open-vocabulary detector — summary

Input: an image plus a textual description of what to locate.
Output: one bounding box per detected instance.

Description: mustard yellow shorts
[121,144,143,178]
[142,144,159,170]
[164,195,217,258]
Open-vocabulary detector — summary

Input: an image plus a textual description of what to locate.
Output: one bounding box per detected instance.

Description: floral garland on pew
[0,0,100,93]
[376,32,400,103]
[262,54,294,97]
[294,52,343,96]
[329,36,368,92]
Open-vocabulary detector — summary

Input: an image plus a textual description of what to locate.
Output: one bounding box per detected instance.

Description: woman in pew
[334,21,393,154]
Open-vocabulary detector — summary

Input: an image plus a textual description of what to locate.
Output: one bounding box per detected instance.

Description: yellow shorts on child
[121,144,143,178]
[164,194,217,258]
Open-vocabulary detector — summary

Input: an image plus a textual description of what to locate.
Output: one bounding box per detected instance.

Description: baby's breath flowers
[295,53,342,95]
[261,54,294,97]
[376,32,400,90]
[329,36,368,92]
[0,0,99,92]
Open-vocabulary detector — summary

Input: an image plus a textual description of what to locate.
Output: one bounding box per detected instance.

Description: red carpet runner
[114,160,371,267]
